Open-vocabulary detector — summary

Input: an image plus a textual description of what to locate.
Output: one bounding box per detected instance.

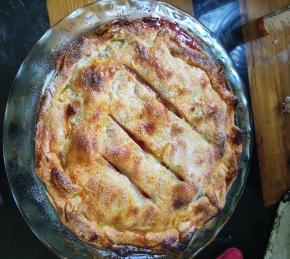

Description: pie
[35,17,242,255]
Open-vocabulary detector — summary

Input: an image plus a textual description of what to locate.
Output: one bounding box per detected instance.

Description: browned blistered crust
[35,18,242,255]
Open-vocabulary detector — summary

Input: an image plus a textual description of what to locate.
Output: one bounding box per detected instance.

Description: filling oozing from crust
[35,18,242,254]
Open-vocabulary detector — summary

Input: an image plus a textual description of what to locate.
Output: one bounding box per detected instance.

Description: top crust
[35,17,242,255]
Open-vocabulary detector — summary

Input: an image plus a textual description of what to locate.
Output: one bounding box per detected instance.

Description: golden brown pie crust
[35,18,242,254]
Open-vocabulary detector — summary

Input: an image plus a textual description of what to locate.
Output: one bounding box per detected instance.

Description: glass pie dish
[3,0,252,258]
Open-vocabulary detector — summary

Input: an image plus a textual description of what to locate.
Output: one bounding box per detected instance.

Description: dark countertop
[0,0,278,258]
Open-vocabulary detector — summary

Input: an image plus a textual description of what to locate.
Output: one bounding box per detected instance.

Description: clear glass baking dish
[3,0,252,258]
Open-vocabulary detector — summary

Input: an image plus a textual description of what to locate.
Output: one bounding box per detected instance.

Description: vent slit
[109,115,186,183]
[101,155,152,201]
[109,115,149,153]
[124,64,211,145]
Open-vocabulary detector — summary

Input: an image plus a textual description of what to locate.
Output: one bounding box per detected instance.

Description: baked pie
[35,17,242,254]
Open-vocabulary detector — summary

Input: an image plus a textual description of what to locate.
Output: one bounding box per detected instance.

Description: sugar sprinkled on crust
[35,18,242,255]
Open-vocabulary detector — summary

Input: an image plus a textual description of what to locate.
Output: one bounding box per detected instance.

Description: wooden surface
[46,0,94,26]
[46,0,193,26]
[241,0,290,205]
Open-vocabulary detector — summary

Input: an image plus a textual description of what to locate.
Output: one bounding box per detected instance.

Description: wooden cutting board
[45,0,290,205]
[241,0,290,205]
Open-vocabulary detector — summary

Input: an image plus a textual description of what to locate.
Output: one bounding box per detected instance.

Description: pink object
[216,247,243,259]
